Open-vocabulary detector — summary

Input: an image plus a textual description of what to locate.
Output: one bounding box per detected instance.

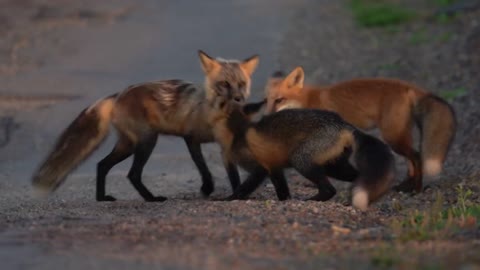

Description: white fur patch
[424,159,442,176]
[352,186,369,211]
[276,101,302,111]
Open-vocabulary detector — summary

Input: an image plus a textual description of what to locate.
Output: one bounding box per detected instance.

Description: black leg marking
[394,151,422,193]
[128,135,166,202]
[225,161,241,191]
[324,156,358,183]
[226,167,268,200]
[289,141,338,201]
[184,137,214,196]
[270,170,291,201]
[222,150,240,191]
[296,164,337,201]
[96,136,134,201]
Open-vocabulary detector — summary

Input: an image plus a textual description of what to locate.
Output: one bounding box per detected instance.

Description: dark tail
[351,130,395,210]
[414,94,456,176]
[242,99,266,119]
[32,95,117,196]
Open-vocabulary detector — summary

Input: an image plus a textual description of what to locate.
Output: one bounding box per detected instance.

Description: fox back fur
[264,67,456,193]
[208,96,395,210]
[32,51,259,201]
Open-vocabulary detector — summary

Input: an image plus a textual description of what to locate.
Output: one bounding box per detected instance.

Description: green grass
[370,245,398,268]
[433,0,457,7]
[433,0,459,23]
[437,32,453,42]
[369,245,446,270]
[439,87,467,101]
[436,13,456,23]
[391,186,479,242]
[349,0,415,27]
[410,29,429,45]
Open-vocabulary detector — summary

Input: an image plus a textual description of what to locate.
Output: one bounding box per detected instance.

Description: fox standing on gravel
[207,94,395,211]
[32,51,259,201]
[264,67,456,193]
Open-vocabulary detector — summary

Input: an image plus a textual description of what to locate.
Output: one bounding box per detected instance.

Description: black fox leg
[222,153,241,192]
[290,141,338,201]
[296,164,337,201]
[184,137,214,196]
[324,156,358,183]
[128,135,166,202]
[96,136,134,201]
[226,167,268,200]
[381,120,422,193]
[225,162,241,191]
[269,170,291,201]
[394,151,422,193]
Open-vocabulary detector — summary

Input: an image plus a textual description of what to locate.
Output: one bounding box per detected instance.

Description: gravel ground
[1,0,479,269]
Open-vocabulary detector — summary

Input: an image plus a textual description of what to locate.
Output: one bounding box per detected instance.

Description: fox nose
[233,96,244,103]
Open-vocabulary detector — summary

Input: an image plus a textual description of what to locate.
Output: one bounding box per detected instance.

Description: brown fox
[264,67,456,193]
[207,95,395,210]
[32,50,259,201]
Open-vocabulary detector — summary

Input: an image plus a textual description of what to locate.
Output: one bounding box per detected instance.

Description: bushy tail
[32,95,117,195]
[414,94,456,176]
[351,130,395,211]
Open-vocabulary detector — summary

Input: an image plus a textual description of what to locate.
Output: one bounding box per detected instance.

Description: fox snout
[233,95,244,103]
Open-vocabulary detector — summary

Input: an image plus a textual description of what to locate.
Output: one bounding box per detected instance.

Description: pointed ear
[240,54,259,76]
[198,50,219,74]
[284,67,304,89]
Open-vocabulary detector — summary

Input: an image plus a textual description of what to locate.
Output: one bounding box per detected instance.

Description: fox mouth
[233,96,244,103]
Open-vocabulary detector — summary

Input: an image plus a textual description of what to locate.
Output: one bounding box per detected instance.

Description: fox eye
[275,97,285,104]
[238,81,246,89]
[217,81,231,89]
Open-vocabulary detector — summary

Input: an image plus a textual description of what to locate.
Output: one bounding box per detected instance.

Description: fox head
[264,66,306,114]
[198,50,259,104]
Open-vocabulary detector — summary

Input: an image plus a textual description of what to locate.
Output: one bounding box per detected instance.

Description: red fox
[207,95,395,210]
[264,67,456,193]
[32,50,259,201]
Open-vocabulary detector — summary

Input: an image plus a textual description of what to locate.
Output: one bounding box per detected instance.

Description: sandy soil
[0,0,479,269]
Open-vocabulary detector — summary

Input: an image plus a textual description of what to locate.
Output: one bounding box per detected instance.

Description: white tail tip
[352,186,369,211]
[424,159,442,176]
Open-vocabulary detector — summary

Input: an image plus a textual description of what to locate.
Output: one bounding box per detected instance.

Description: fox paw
[145,196,167,202]
[393,180,421,194]
[97,195,117,202]
[306,191,336,202]
[200,183,214,197]
[277,194,292,201]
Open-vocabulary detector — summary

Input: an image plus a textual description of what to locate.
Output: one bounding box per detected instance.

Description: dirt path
[1,0,479,269]
[277,0,480,178]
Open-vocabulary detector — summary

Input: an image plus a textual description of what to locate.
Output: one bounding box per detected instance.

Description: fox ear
[198,50,219,74]
[285,66,304,89]
[240,54,259,76]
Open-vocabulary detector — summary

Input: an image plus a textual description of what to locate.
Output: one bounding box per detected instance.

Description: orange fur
[246,129,290,171]
[265,67,456,193]
[313,130,354,164]
[33,51,260,199]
